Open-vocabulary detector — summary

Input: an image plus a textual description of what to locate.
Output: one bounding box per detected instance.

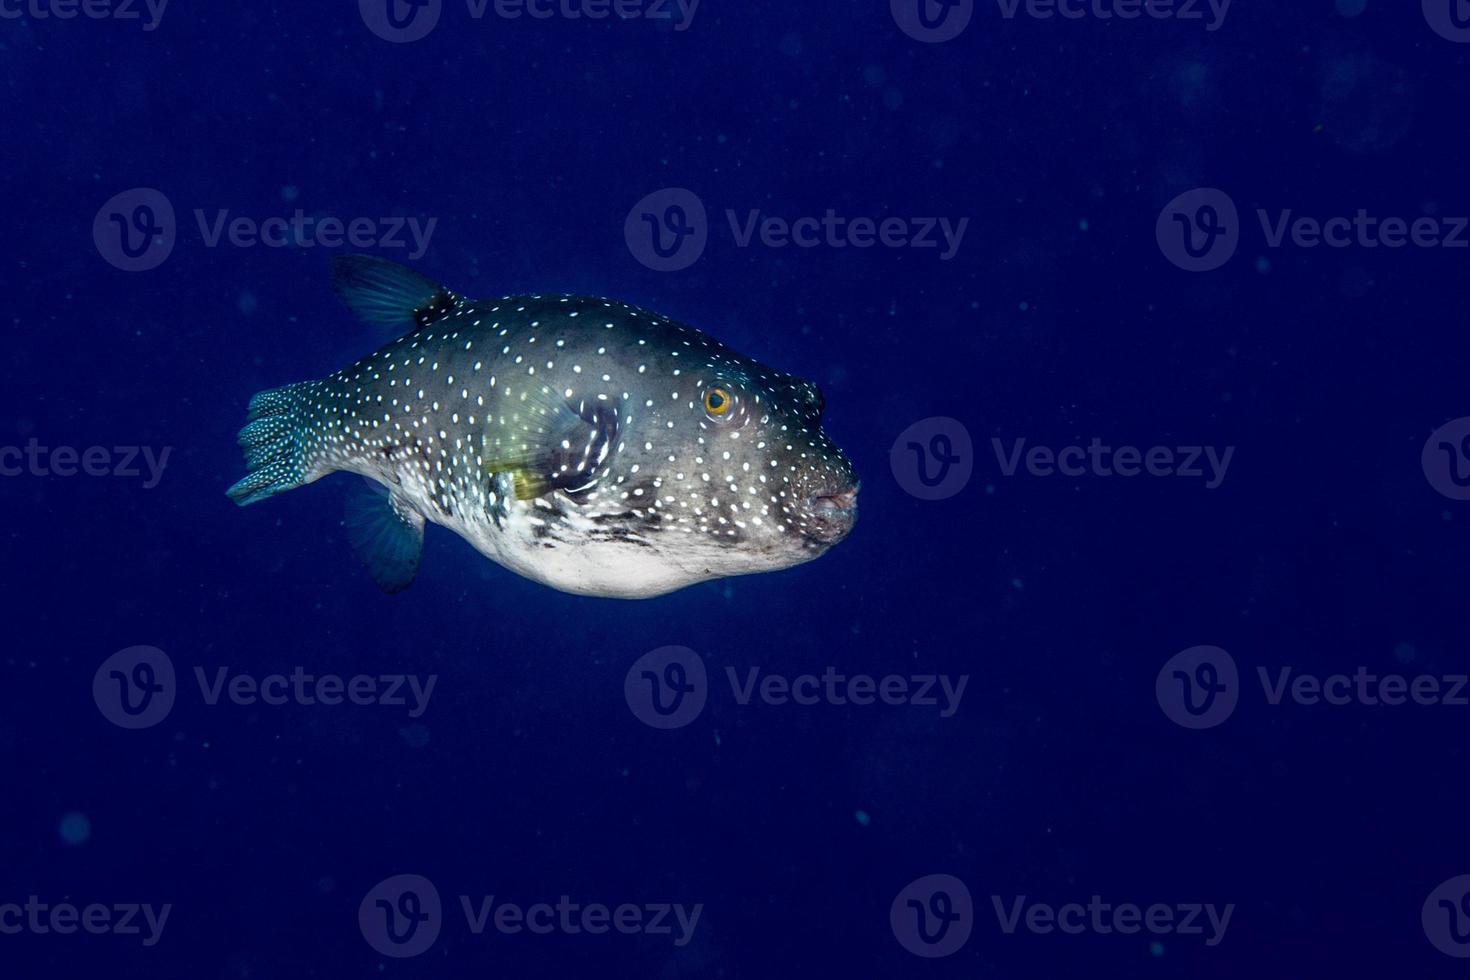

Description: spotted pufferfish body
[227,256,859,598]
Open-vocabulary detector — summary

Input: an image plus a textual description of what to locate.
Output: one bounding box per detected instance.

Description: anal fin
[343,482,426,594]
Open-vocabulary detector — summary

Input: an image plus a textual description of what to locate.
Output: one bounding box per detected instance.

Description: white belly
[356,466,801,599]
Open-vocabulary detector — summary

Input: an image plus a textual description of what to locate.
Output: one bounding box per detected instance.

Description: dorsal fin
[331,254,455,329]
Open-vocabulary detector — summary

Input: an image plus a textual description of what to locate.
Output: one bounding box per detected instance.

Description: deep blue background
[4,0,1470,976]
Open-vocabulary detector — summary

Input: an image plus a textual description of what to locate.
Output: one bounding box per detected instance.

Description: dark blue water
[5,0,1470,976]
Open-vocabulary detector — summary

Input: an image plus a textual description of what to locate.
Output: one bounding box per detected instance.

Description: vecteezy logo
[1424,0,1470,42]
[360,874,443,958]
[1424,875,1470,957]
[1422,418,1470,501]
[1156,646,1239,729]
[624,188,708,272]
[890,417,973,500]
[93,646,176,729]
[624,646,708,729]
[93,188,176,272]
[891,874,973,957]
[1157,188,1240,272]
[360,0,442,42]
[891,0,974,42]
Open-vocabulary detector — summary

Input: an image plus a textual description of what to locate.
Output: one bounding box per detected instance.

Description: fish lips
[805,482,860,545]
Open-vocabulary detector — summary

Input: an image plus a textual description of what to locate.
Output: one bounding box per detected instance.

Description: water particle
[59,811,91,845]
[399,724,431,749]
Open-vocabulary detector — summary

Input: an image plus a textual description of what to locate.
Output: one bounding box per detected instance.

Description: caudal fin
[225,381,324,506]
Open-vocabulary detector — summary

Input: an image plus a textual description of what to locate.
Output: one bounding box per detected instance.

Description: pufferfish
[226,256,859,598]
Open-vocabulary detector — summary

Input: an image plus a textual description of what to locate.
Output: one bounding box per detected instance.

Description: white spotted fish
[227,256,859,598]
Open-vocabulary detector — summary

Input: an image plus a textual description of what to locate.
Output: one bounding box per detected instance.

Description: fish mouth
[805,482,860,544]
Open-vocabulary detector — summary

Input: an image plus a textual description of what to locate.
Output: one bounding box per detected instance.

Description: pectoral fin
[481,384,621,503]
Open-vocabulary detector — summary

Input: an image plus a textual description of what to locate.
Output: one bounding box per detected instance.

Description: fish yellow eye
[704,387,732,416]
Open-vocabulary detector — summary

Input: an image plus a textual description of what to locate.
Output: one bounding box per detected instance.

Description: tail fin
[226,381,324,507]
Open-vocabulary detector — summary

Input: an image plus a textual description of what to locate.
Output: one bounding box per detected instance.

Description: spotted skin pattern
[228,259,858,598]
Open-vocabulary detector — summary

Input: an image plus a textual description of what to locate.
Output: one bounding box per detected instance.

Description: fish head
[596,347,860,577]
[667,366,859,547]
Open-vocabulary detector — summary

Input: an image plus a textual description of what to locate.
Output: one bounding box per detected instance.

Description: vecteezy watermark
[624,188,968,271]
[1256,667,1470,708]
[1424,0,1470,43]
[624,647,967,730]
[991,895,1234,946]
[891,0,974,42]
[1156,188,1239,272]
[725,667,967,716]
[727,211,969,261]
[891,875,974,957]
[0,897,171,947]
[623,646,708,729]
[0,440,171,488]
[358,874,701,958]
[993,438,1234,489]
[93,647,436,729]
[93,188,438,271]
[360,875,442,958]
[1156,645,1238,729]
[1423,417,1470,501]
[193,210,436,259]
[1424,875,1470,957]
[623,188,709,273]
[1157,646,1470,730]
[891,0,1228,43]
[993,0,1229,30]
[0,0,168,31]
[1158,187,1470,272]
[94,647,177,730]
[890,875,1233,956]
[890,424,1231,498]
[358,0,699,43]
[889,417,974,501]
[92,188,175,272]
